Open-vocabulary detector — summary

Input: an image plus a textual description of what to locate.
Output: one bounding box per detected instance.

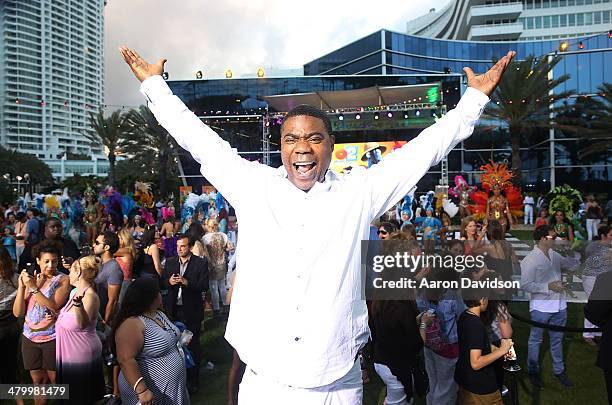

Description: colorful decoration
[546,184,586,240]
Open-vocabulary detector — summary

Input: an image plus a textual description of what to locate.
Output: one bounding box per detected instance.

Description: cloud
[104,0,442,108]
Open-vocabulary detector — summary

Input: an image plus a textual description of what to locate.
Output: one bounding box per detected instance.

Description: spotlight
[355,113,361,120]
[415,109,421,117]
[443,67,451,74]
[609,30,612,39]
[431,109,437,117]
[257,68,265,78]
[338,114,344,121]
[403,112,409,119]
[559,41,569,52]
[225,69,233,79]
[387,111,393,118]
[374,112,379,120]
[162,72,169,80]
[578,41,584,49]
[195,70,203,79]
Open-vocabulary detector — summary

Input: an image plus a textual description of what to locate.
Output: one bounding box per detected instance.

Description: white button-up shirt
[140,76,489,388]
[521,245,579,313]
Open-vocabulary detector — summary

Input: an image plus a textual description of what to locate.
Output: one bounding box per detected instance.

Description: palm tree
[573,83,612,159]
[125,106,178,198]
[485,54,575,186]
[86,109,130,187]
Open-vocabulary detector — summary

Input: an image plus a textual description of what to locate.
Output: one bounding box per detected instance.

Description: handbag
[409,353,430,397]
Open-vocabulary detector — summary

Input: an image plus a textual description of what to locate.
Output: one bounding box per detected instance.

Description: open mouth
[293,162,317,177]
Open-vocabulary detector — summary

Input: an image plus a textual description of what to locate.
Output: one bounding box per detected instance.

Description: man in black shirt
[455,296,513,404]
[18,217,80,274]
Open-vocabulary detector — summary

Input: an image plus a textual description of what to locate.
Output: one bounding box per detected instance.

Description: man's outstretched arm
[119,47,261,206]
[365,51,515,220]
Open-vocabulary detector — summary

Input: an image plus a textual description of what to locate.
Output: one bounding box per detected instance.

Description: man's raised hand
[119,46,166,83]
[463,50,516,97]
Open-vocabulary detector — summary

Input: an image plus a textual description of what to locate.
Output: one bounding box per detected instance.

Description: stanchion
[503,347,521,405]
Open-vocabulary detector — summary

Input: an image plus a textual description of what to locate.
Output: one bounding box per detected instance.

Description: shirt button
[294,337,300,342]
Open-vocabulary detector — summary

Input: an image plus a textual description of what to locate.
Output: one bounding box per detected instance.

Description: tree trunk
[510,125,522,187]
[159,151,168,198]
[108,153,116,187]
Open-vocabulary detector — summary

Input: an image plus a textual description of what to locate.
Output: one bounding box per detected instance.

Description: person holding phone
[12,240,71,405]
[455,292,513,404]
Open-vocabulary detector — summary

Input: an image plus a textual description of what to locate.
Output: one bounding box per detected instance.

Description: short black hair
[598,225,611,239]
[534,224,552,241]
[281,104,332,135]
[32,239,63,259]
[16,212,26,221]
[101,231,120,254]
[176,233,193,247]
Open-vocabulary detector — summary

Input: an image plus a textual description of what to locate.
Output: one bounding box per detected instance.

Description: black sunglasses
[378,229,388,235]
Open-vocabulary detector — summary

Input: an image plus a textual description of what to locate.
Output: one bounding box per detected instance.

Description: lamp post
[2,173,31,195]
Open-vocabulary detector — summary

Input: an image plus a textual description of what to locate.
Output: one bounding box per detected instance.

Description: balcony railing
[468,21,523,40]
[468,2,523,25]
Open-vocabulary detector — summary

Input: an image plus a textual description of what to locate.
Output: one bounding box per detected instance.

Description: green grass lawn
[191,302,607,405]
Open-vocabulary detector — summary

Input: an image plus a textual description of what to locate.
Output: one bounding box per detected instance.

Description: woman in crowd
[0,246,24,405]
[534,207,549,229]
[113,277,188,405]
[160,216,177,259]
[455,293,513,404]
[585,195,603,241]
[483,220,518,282]
[204,219,231,316]
[55,255,105,404]
[12,240,71,405]
[115,228,137,302]
[460,216,486,256]
[186,223,207,259]
[3,226,16,262]
[181,215,194,234]
[218,208,228,234]
[371,233,424,405]
[14,212,27,267]
[550,210,574,241]
[378,222,398,240]
[133,225,162,280]
[417,260,465,405]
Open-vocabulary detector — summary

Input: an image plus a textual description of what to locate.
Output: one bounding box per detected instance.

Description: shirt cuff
[139,75,172,104]
[464,86,490,104]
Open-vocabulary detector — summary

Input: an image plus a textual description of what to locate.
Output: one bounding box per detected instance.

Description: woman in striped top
[113,277,188,405]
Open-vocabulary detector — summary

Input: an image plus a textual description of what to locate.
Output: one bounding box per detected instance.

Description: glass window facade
[169,30,610,192]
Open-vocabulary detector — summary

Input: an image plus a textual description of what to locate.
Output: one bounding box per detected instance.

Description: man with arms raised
[120,46,515,404]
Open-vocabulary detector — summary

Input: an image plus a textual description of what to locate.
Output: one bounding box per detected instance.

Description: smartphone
[24,262,36,276]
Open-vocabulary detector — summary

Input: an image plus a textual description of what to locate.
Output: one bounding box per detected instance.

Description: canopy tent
[262,83,441,112]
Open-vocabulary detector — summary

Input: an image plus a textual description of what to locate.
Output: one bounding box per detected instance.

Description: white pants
[374,363,410,405]
[583,275,602,338]
[586,218,601,241]
[524,205,534,225]
[424,348,458,405]
[209,278,227,311]
[238,359,362,405]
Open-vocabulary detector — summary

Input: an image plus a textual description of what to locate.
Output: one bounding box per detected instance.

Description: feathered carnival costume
[546,184,586,241]
[415,191,442,240]
[469,161,523,230]
[449,175,476,218]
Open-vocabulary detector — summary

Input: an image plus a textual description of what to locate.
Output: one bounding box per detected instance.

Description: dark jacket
[162,255,209,326]
[584,270,612,371]
[18,237,80,274]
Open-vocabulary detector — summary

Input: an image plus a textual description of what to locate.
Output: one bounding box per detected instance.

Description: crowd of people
[0,190,610,404]
[0,196,235,405]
